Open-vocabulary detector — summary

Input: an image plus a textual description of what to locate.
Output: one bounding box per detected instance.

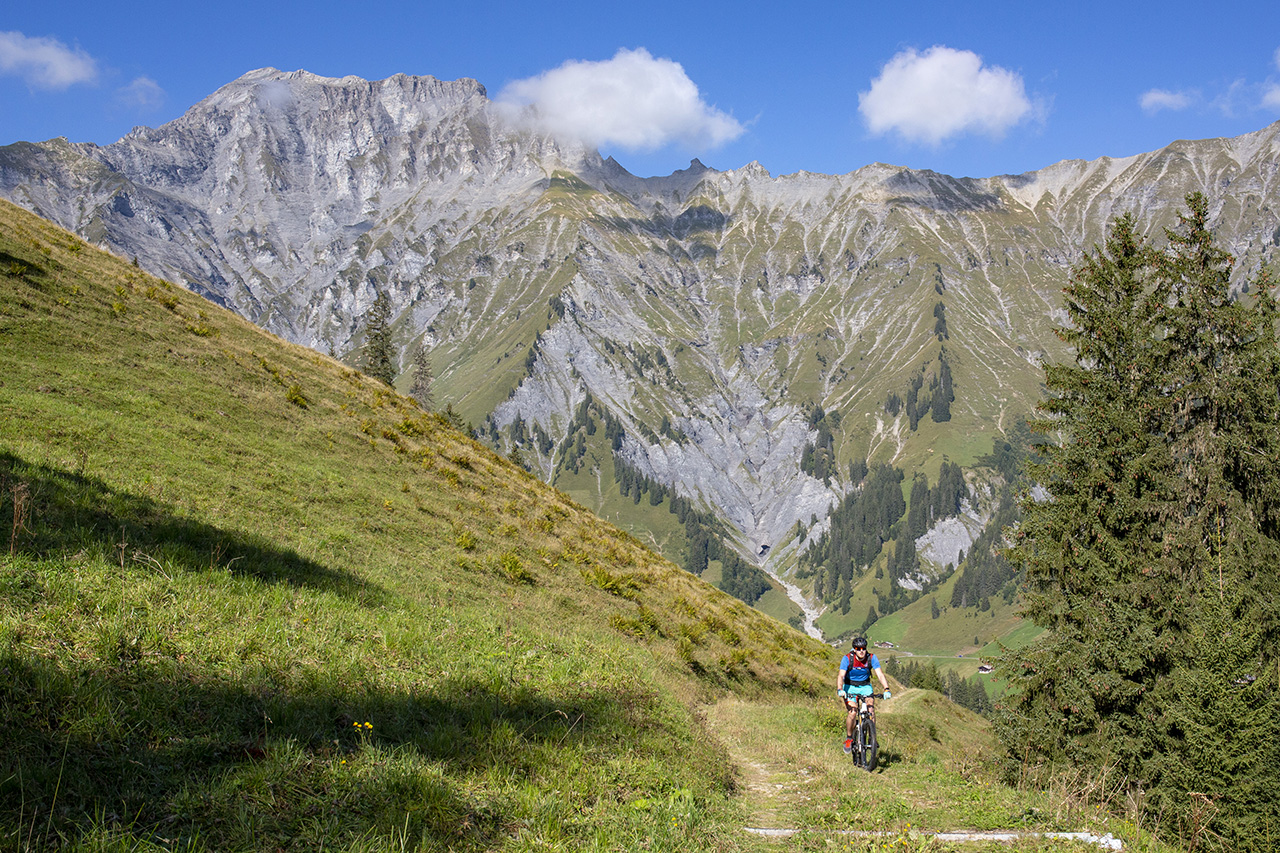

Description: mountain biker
[837,636,891,753]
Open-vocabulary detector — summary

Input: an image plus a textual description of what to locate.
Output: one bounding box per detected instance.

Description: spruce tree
[999,210,1167,773]
[1145,196,1280,847]
[408,342,433,408]
[362,292,396,386]
[837,576,851,615]
[907,473,931,539]
[913,661,942,692]
[859,604,877,633]
[1152,194,1280,633]
[1159,581,1280,848]
[997,195,1280,848]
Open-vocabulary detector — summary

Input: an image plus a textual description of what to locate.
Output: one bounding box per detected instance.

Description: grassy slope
[0,198,827,851]
[0,199,1175,852]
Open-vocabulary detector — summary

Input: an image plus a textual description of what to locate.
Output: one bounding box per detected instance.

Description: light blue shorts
[846,683,873,698]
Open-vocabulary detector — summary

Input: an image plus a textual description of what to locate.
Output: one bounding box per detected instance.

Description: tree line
[947,433,1033,612]
[801,458,967,619]
[613,456,775,607]
[883,657,992,716]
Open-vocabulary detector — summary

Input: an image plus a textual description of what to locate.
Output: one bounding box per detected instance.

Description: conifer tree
[683,522,709,576]
[931,350,954,422]
[997,195,1280,848]
[999,210,1166,773]
[837,576,852,614]
[859,604,877,633]
[907,473,931,539]
[408,342,433,408]
[1159,580,1280,846]
[362,292,396,386]
[913,661,942,692]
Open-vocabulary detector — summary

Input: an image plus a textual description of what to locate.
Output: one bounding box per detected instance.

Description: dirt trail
[703,693,1126,850]
[702,695,850,832]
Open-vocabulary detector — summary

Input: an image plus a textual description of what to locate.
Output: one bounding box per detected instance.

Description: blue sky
[3,1,1280,180]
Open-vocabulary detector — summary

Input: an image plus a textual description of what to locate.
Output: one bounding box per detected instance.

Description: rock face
[4,68,1280,612]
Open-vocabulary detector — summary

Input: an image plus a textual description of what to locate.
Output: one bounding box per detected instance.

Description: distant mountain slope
[3,68,1279,632]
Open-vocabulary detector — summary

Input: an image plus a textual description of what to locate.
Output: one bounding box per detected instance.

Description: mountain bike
[843,692,885,771]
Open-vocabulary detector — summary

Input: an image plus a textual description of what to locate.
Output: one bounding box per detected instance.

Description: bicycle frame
[844,692,884,770]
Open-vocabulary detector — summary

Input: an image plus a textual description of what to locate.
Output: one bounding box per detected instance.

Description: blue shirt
[840,651,880,686]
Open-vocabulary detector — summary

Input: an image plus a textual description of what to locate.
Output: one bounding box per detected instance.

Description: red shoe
[843,738,853,754]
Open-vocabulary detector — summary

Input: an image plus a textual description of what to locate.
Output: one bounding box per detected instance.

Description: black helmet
[852,636,868,650]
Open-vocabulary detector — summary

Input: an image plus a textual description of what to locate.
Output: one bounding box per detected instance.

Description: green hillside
[0,199,1175,851]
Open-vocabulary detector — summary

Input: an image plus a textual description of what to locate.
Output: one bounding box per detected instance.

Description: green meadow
[0,199,1178,851]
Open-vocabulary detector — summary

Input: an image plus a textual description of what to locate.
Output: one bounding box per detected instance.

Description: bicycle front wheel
[861,717,878,771]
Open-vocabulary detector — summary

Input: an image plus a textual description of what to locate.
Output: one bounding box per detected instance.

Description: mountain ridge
[3,67,1279,634]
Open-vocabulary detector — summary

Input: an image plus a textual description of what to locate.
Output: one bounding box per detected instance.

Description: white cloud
[858,46,1034,146]
[495,47,744,151]
[256,80,295,112]
[117,76,165,111]
[0,30,97,90]
[1144,49,1280,116]
[1267,47,1280,111]
[1213,79,1251,118]
[1140,88,1194,114]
